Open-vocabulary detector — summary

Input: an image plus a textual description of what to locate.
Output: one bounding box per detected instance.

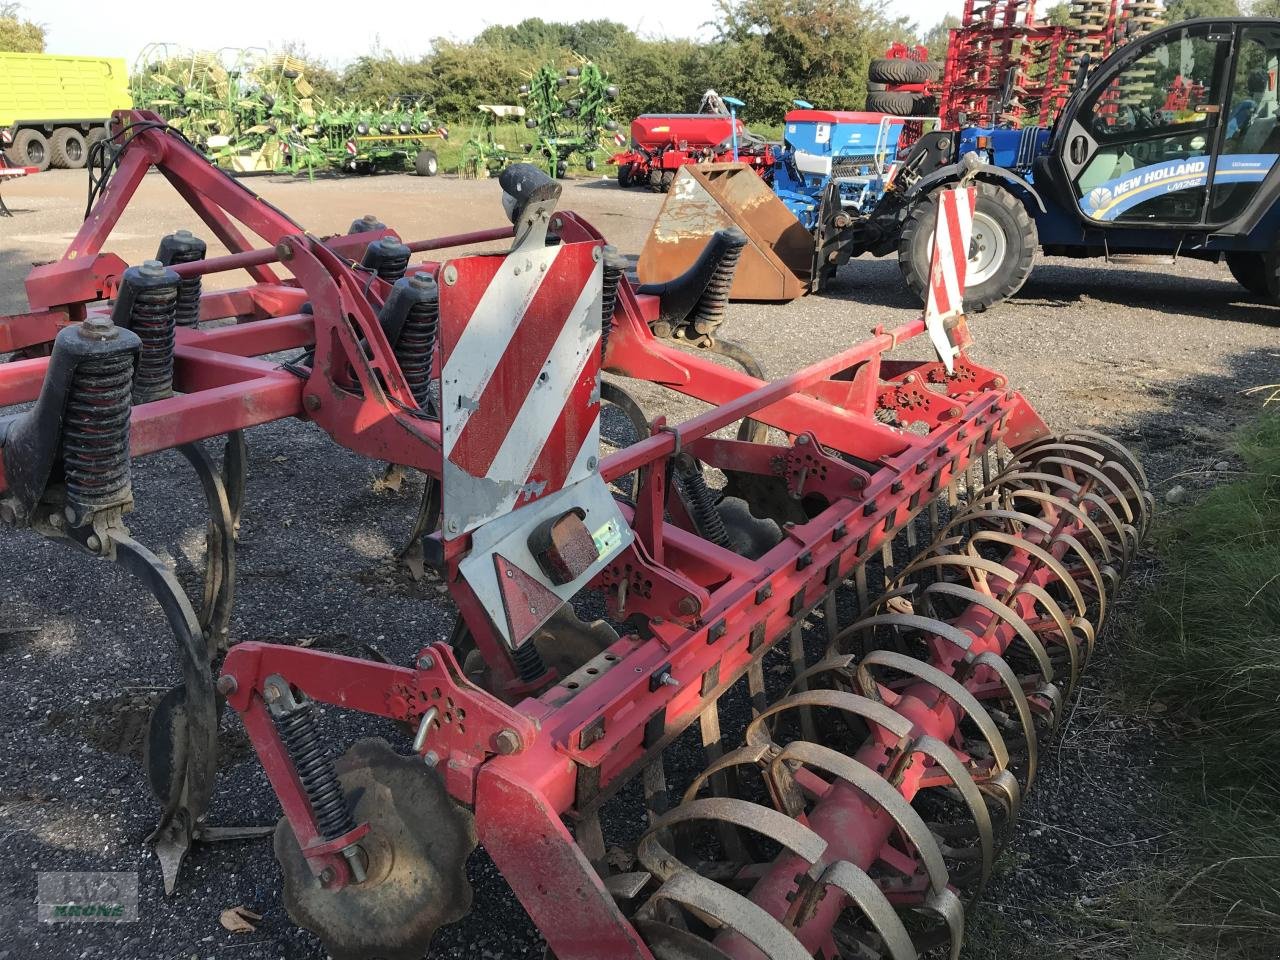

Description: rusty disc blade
[275,737,476,960]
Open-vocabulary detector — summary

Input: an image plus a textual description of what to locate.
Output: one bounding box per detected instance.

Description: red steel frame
[1,111,1137,959]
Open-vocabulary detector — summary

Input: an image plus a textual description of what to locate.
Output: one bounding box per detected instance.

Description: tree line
[5,0,1280,125]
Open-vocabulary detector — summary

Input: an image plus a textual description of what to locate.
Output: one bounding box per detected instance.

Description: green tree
[920,14,960,60]
[611,40,706,118]
[0,3,44,53]
[712,0,910,120]
[1164,0,1241,18]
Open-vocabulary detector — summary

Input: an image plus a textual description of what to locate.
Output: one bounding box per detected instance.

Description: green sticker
[592,518,622,556]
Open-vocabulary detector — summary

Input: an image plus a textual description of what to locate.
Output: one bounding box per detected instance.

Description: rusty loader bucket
[637,163,815,302]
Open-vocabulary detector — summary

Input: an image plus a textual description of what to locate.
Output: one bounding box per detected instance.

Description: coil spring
[600,245,625,355]
[277,700,357,842]
[157,231,206,327]
[513,638,548,683]
[363,238,411,284]
[127,278,179,404]
[63,351,134,517]
[688,230,746,338]
[396,295,438,410]
[673,455,730,548]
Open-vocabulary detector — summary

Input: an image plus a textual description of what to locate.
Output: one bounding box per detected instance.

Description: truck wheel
[1226,252,1268,296]
[865,91,921,116]
[50,129,88,169]
[414,149,438,177]
[898,181,1037,313]
[85,127,109,162]
[12,130,50,171]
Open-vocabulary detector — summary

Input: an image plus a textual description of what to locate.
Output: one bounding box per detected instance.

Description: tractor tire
[11,129,50,171]
[50,128,87,169]
[898,181,1037,313]
[85,126,109,161]
[618,163,635,188]
[868,58,942,84]
[1226,251,1268,296]
[865,91,922,117]
[414,149,438,177]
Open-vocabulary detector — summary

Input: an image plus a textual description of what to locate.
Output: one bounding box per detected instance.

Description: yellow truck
[0,52,132,171]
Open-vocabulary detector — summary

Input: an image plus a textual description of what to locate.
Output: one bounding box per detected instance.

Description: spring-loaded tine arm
[680,742,774,805]
[967,651,1039,790]
[177,441,237,655]
[923,582,1055,684]
[773,740,953,898]
[833,613,976,659]
[817,860,919,960]
[857,650,1013,774]
[745,687,913,749]
[909,734,996,896]
[639,871,813,960]
[638,797,828,884]
[968,530,1088,614]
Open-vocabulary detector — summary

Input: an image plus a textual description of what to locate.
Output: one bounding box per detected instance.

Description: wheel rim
[67,139,83,162]
[27,140,44,164]
[966,210,1007,286]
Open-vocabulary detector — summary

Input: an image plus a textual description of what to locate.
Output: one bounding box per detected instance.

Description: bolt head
[263,684,281,703]
[423,750,440,768]
[303,394,321,412]
[586,456,598,471]
[215,675,237,696]
[494,729,522,755]
[319,867,335,886]
[676,596,699,616]
[138,258,166,278]
[275,241,293,262]
[417,654,435,670]
[442,265,458,285]
[85,534,101,551]
[78,314,117,341]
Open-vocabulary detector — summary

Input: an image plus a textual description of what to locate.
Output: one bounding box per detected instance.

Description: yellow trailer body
[0,52,132,171]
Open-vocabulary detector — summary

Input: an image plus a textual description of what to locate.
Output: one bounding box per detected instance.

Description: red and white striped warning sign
[923,185,976,374]
[924,185,977,320]
[438,243,604,536]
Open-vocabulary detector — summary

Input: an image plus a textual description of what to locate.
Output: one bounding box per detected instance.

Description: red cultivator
[0,111,1151,959]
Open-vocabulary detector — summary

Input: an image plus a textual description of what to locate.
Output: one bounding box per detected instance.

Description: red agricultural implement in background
[612,95,776,192]
[0,110,1150,959]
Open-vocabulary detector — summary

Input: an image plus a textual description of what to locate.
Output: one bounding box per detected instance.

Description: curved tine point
[177,441,237,652]
[924,885,966,960]
[776,739,951,897]
[745,688,913,749]
[788,653,859,695]
[1002,487,1115,566]
[857,649,1011,772]
[1050,530,1108,626]
[681,742,773,805]
[980,768,1022,824]
[923,581,1053,685]
[965,530,1088,619]
[910,735,994,897]
[821,861,919,960]
[1035,681,1065,730]
[642,797,827,881]
[108,533,217,830]
[648,871,812,960]
[835,612,975,658]
[969,651,1039,791]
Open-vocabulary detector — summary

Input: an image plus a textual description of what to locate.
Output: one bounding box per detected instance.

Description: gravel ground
[0,168,1277,960]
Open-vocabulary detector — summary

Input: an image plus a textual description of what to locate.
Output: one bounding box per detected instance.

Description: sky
[33,0,954,68]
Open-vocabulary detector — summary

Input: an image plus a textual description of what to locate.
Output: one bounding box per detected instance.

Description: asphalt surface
[0,167,1277,960]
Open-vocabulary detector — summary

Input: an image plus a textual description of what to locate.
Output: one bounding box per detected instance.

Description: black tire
[50,128,87,169]
[866,91,922,116]
[12,129,50,171]
[898,180,1037,313]
[1227,251,1268,296]
[414,148,438,177]
[868,58,941,84]
[617,163,634,188]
